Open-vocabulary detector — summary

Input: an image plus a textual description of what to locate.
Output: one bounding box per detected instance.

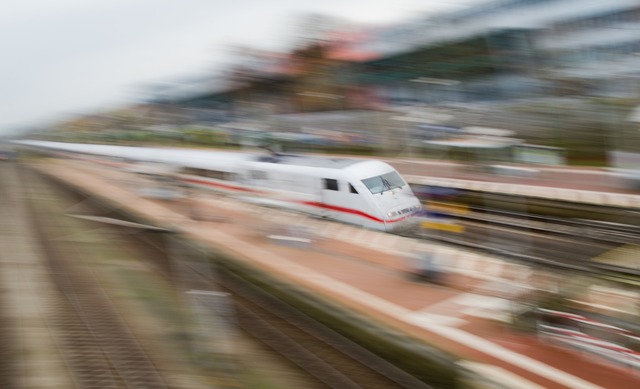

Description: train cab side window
[207,170,226,180]
[184,168,229,180]
[349,183,359,194]
[323,178,338,191]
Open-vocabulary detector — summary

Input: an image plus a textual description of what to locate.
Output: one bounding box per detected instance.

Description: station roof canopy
[424,135,522,149]
[463,126,515,137]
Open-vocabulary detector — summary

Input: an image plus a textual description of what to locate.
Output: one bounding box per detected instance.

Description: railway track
[215,268,435,389]
[148,237,441,389]
[0,164,16,389]
[412,200,640,278]
[463,207,640,246]
[17,165,171,389]
[0,302,12,389]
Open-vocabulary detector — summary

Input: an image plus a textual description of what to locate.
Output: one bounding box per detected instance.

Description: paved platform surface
[31,158,640,389]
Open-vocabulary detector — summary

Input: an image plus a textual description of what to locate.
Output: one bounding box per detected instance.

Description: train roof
[253,153,361,169]
[15,140,375,172]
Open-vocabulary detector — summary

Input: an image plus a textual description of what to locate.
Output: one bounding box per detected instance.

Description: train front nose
[384,204,422,232]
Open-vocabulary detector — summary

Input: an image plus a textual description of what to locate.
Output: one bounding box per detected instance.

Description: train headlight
[387,211,398,218]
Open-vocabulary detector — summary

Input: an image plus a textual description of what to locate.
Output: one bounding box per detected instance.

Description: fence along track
[23,167,170,389]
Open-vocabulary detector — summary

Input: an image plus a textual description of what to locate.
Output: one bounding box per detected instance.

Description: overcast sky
[0,0,482,136]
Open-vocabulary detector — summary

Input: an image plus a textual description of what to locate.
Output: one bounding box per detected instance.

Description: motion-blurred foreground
[5,138,639,388]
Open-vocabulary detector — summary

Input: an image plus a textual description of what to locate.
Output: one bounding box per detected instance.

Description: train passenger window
[251,170,267,180]
[183,167,199,176]
[206,170,226,180]
[581,323,622,344]
[323,178,338,191]
[184,168,230,180]
[627,336,640,353]
[349,183,359,194]
[537,311,578,331]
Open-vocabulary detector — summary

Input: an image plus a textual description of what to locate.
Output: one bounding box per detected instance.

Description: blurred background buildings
[33,0,640,173]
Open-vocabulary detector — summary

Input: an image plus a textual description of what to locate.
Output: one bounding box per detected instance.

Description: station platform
[393,159,640,209]
[31,159,640,389]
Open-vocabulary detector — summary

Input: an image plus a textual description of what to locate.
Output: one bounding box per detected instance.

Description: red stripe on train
[181,177,413,224]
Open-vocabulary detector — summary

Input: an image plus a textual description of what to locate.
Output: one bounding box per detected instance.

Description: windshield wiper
[381,177,392,192]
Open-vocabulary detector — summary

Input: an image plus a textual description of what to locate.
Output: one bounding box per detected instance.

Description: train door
[249,169,268,189]
[319,178,337,218]
[321,178,360,225]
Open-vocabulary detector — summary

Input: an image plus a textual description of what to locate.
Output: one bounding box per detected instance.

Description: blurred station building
[154,0,640,114]
[44,0,640,175]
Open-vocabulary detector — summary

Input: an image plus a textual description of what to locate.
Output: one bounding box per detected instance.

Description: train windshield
[361,171,405,194]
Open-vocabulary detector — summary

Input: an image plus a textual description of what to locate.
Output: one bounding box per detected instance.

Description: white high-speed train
[17,140,422,232]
